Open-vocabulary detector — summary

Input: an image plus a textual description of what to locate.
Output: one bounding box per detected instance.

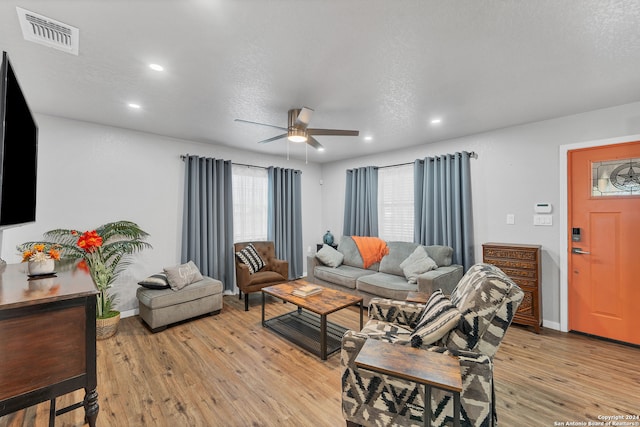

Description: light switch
[506,214,515,225]
[534,214,553,226]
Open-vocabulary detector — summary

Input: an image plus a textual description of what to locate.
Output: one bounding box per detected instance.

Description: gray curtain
[268,167,303,279]
[182,156,235,292]
[343,166,379,236]
[414,151,474,270]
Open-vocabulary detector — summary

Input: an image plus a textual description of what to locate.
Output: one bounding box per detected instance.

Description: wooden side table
[355,339,462,427]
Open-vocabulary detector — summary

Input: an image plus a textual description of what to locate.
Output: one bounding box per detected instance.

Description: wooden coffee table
[355,339,462,427]
[261,281,363,360]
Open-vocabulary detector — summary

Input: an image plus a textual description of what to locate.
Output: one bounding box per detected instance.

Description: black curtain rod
[180,153,300,169]
[377,151,478,169]
[181,150,477,170]
[180,154,268,170]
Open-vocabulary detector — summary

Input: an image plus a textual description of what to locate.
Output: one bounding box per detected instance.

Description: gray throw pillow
[316,244,344,268]
[400,246,437,284]
[164,260,204,291]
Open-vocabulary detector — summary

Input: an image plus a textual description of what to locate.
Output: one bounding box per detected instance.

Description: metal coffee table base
[262,308,347,360]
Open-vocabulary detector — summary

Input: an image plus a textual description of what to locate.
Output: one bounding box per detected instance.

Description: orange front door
[568,141,640,345]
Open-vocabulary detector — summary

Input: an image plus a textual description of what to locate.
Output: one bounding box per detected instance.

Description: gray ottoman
[136,276,223,332]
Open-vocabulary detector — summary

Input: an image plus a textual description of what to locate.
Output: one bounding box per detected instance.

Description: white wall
[320,101,640,330]
[1,114,322,313]
[6,101,640,324]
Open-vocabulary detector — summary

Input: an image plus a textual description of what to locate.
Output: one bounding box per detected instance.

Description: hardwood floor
[1,294,638,427]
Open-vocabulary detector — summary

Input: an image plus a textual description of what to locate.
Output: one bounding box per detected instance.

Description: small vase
[28,258,55,276]
[323,230,334,246]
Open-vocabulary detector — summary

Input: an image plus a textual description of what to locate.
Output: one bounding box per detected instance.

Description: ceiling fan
[234,107,359,150]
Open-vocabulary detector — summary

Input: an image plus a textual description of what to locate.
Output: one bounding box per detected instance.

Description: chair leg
[238,290,242,300]
[346,421,361,427]
[245,293,249,311]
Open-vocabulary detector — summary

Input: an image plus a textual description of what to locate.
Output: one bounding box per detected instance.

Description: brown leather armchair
[234,241,289,311]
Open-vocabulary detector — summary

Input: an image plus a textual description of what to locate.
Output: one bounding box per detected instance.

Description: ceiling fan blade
[306,136,324,150]
[258,133,287,144]
[234,118,287,131]
[294,107,314,129]
[307,128,359,137]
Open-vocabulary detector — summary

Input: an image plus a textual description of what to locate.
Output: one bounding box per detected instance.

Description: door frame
[558,133,640,332]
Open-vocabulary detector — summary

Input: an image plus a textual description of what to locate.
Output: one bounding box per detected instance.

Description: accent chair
[234,241,289,311]
[341,263,524,426]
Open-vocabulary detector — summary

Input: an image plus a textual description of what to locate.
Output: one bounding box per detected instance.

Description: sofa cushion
[356,273,417,299]
[137,277,222,309]
[410,289,461,347]
[236,243,266,274]
[138,272,171,290]
[338,236,379,271]
[164,261,204,291]
[314,265,375,290]
[316,244,344,268]
[379,241,420,276]
[424,245,454,267]
[400,246,438,284]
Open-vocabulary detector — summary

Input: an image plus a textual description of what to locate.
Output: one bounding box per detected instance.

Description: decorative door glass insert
[591,158,640,197]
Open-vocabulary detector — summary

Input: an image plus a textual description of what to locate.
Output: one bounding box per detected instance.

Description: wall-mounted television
[0,51,38,228]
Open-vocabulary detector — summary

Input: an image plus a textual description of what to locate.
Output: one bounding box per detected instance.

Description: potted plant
[18,220,151,339]
[20,242,61,275]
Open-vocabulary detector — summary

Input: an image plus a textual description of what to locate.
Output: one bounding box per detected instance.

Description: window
[378,164,414,242]
[232,165,268,242]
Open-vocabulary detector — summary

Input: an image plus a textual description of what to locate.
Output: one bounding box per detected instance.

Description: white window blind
[232,165,268,242]
[378,164,414,242]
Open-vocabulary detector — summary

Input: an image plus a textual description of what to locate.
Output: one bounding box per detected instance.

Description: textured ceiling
[1,0,640,163]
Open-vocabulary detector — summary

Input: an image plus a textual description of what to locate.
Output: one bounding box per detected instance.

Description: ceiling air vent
[16,7,79,55]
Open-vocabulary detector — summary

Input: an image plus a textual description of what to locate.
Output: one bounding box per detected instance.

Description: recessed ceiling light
[364,136,373,142]
[430,118,442,125]
[149,63,164,71]
[128,103,141,109]
[318,147,325,152]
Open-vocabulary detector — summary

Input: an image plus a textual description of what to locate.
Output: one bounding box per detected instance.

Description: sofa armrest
[306,255,322,282]
[417,264,464,295]
[368,297,425,328]
[270,258,289,279]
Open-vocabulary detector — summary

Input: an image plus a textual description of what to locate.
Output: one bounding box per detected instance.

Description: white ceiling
[2,0,640,163]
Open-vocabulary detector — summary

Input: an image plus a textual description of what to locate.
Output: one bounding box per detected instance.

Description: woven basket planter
[96,311,120,340]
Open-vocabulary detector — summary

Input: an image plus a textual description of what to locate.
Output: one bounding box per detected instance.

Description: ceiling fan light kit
[287,127,308,143]
[235,107,359,151]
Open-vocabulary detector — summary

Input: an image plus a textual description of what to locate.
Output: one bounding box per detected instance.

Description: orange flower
[77,230,103,253]
[33,243,45,252]
[48,249,61,260]
[22,250,34,262]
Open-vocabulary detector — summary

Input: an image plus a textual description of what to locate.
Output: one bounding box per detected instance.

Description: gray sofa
[306,236,463,305]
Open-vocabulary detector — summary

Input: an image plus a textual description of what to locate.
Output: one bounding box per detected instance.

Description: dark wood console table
[0,263,99,426]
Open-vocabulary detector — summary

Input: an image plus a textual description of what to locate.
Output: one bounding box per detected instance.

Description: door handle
[572,248,591,255]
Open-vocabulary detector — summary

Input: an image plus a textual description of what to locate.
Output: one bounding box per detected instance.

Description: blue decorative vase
[323,230,334,246]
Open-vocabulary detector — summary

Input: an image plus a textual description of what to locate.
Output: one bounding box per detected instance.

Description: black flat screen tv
[0,51,38,228]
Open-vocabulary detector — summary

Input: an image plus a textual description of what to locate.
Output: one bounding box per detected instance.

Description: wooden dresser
[482,243,542,333]
[0,263,99,426]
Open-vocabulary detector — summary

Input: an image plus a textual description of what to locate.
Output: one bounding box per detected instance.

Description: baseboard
[120,308,139,319]
[542,319,560,331]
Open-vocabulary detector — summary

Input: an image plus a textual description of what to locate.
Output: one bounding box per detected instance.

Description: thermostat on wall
[534,203,552,213]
